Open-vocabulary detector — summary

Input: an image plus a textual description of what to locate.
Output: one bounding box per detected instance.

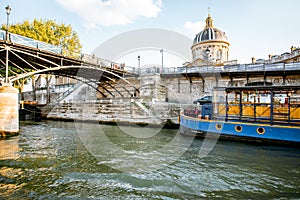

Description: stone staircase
[46,98,162,124]
[44,76,183,125]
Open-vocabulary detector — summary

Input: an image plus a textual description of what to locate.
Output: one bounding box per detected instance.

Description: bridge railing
[0,30,62,54]
[285,62,300,70]
[80,53,137,74]
[0,30,139,74]
[52,82,83,103]
[151,62,300,75]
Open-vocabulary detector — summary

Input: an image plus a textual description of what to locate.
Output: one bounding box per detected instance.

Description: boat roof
[215,85,300,92]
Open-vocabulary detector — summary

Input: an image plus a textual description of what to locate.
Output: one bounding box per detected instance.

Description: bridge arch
[9,65,138,98]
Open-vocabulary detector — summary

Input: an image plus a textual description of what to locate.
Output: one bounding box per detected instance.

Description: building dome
[193,14,228,45]
[193,27,228,44]
[191,14,230,64]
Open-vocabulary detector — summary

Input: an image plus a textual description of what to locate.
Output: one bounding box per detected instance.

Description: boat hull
[180,115,300,145]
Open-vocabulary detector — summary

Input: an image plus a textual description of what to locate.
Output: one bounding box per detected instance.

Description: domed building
[191,14,230,65]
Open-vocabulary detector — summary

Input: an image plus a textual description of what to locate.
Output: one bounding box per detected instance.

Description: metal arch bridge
[0,30,138,98]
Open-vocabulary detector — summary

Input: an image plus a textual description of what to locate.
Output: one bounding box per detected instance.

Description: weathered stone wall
[160,74,300,104]
[46,98,183,125]
[161,76,228,104]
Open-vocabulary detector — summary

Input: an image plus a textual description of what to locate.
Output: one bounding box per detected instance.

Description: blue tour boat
[180,85,300,145]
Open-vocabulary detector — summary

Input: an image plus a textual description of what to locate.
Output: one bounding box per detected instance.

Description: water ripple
[0,121,299,199]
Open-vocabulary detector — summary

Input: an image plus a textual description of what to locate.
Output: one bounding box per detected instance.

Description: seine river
[0,120,299,199]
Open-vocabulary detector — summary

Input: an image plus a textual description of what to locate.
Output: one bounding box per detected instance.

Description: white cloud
[184,20,205,35]
[56,0,162,27]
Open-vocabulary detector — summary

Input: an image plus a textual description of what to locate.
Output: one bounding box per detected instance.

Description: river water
[0,120,299,199]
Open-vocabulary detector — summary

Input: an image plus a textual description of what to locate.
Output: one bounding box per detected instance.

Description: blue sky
[1,0,299,65]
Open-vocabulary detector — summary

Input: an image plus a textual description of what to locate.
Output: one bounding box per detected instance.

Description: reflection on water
[0,120,299,199]
[0,137,20,160]
[0,137,24,196]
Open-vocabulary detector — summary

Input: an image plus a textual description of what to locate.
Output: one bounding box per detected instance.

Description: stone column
[0,84,19,137]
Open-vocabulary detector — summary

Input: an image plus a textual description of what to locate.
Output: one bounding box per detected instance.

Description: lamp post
[137,55,140,74]
[5,5,11,41]
[160,49,163,73]
[5,5,11,84]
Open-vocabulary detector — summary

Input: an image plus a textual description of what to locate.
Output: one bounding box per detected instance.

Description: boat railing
[182,102,300,126]
[213,93,300,126]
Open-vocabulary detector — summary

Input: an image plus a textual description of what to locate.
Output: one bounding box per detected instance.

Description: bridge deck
[0,31,137,83]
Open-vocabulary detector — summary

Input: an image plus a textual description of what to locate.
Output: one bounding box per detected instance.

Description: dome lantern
[205,14,214,28]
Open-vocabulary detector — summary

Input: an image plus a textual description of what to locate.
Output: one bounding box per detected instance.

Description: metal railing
[52,83,80,103]
[80,53,137,74]
[159,62,300,75]
[0,30,62,54]
[0,30,138,74]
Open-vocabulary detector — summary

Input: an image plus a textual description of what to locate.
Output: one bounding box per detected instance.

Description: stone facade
[159,72,300,104]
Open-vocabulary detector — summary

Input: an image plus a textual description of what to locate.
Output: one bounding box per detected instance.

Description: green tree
[1,19,82,58]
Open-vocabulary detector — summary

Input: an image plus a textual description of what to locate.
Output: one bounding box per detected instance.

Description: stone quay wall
[140,73,300,104]
[28,69,300,126]
[44,98,183,126]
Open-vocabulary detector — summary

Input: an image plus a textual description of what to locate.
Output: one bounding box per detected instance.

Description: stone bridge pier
[0,84,19,137]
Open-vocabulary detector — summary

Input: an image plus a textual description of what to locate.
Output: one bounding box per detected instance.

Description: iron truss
[0,40,138,98]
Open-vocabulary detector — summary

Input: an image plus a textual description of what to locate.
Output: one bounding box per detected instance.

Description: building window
[217,49,222,60]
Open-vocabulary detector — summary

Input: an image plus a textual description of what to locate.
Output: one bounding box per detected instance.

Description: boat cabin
[213,85,300,126]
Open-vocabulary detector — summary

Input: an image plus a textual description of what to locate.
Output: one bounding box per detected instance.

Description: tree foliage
[1,19,82,57]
